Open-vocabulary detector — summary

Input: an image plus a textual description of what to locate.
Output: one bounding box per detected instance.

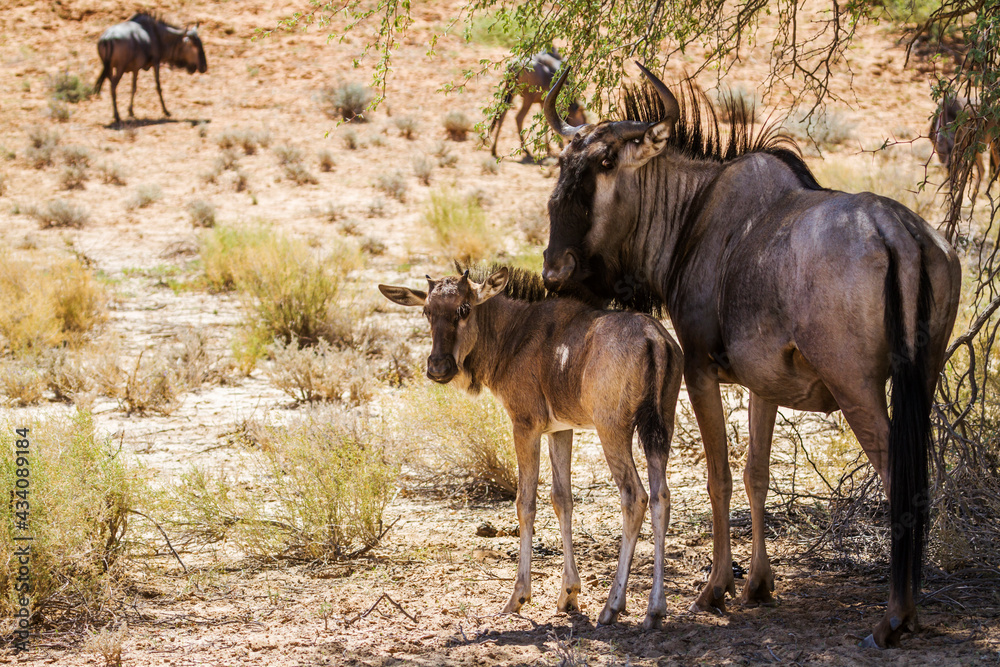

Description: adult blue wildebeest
[94,13,207,124]
[540,64,961,648]
[489,50,586,161]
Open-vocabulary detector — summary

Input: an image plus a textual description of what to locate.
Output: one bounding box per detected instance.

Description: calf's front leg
[548,430,581,612]
[503,422,542,614]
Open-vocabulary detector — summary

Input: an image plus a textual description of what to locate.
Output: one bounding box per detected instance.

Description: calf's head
[379,268,509,384]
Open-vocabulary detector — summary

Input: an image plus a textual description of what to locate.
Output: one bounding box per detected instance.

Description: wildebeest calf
[94,13,207,124]
[380,267,683,628]
[930,95,999,198]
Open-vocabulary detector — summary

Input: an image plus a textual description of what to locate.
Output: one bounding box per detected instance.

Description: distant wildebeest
[489,50,586,161]
[379,267,682,629]
[540,64,961,647]
[929,95,999,199]
[94,13,207,124]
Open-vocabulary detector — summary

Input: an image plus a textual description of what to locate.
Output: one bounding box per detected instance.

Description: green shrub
[0,412,143,621]
[423,187,493,262]
[49,71,94,103]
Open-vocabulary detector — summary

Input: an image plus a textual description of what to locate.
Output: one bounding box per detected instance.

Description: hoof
[690,584,728,615]
[641,614,663,631]
[502,593,529,614]
[871,611,912,648]
[740,577,777,607]
[858,634,882,649]
[598,606,620,626]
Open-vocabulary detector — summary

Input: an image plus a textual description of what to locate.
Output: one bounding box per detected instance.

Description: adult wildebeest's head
[177,26,207,74]
[541,64,680,299]
[379,269,508,383]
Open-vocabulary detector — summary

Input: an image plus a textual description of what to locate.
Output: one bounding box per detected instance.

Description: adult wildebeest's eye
[632,137,641,144]
[458,303,471,319]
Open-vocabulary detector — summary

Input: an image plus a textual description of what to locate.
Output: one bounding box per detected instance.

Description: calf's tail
[633,339,672,458]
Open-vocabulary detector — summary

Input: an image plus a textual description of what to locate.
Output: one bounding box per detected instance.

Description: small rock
[476,521,498,537]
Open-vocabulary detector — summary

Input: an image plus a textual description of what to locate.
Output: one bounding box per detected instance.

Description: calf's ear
[473,267,509,304]
[378,284,426,307]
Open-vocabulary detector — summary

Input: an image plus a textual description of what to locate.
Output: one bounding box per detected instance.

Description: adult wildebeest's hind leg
[109,69,125,124]
[740,393,778,606]
[154,63,170,117]
[548,430,582,612]
[687,370,737,614]
[128,71,139,118]
[596,423,649,626]
[503,422,543,614]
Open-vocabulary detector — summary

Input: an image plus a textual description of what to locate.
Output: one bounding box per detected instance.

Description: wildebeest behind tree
[94,13,207,124]
[929,95,999,199]
[540,64,961,648]
[489,50,586,161]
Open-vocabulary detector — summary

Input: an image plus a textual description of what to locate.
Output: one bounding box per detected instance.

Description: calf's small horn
[544,66,583,138]
[635,62,680,125]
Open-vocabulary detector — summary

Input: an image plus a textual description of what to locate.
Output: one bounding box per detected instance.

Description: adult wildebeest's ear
[472,267,509,304]
[631,121,672,168]
[378,284,426,307]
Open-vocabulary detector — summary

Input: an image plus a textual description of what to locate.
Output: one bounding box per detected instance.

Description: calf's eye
[601,158,612,168]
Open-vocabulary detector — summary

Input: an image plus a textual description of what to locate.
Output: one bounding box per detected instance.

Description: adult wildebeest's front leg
[741,393,778,606]
[596,423,649,625]
[128,71,139,118]
[503,422,543,614]
[153,63,170,117]
[687,368,737,614]
[514,92,541,162]
[548,430,582,612]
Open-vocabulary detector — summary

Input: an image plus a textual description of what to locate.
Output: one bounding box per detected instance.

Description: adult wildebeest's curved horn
[544,66,582,138]
[635,62,680,125]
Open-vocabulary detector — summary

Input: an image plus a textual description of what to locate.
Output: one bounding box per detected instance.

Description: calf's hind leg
[596,423,649,625]
[548,430,582,612]
[503,423,542,614]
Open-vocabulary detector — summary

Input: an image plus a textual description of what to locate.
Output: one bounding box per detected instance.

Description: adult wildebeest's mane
[619,82,823,191]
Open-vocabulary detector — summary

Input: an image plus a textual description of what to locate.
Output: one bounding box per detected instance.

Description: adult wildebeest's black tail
[94,39,113,94]
[884,250,933,600]
[634,340,672,457]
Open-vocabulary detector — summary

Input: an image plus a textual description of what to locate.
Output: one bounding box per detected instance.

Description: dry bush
[169,327,228,389]
[217,127,268,155]
[434,141,458,168]
[0,412,143,623]
[28,199,89,228]
[25,127,60,169]
[59,164,88,190]
[97,161,126,186]
[318,149,336,172]
[125,183,162,211]
[322,82,373,122]
[61,145,91,167]
[316,201,345,223]
[361,235,387,256]
[423,186,494,263]
[0,248,106,354]
[0,172,7,197]
[114,350,183,416]
[443,110,472,141]
[41,347,96,404]
[187,199,217,228]
[47,99,71,122]
[394,116,418,139]
[396,384,517,498]
[267,339,372,405]
[0,358,46,406]
[367,197,386,218]
[412,156,432,185]
[84,624,127,667]
[49,71,93,103]
[518,204,549,245]
[284,161,319,185]
[342,128,362,150]
[376,171,407,202]
[165,410,397,561]
[273,144,303,166]
[480,156,500,176]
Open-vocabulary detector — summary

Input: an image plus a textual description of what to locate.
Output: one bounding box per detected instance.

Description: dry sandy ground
[1,0,998,664]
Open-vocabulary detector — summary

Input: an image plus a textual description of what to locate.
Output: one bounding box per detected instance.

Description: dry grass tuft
[97,161,127,186]
[397,384,517,498]
[26,127,60,169]
[412,156,432,185]
[0,247,106,353]
[267,339,372,405]
[443,111,473,141]
[187,199,217,228]
[318,149,336,172]
[322,82,373,122]
[394,116,418,139]
[125,183,162,211]
[28,199,89,228]
[84,624,128,667]
[376,171,407,202]
[0,358,46,406]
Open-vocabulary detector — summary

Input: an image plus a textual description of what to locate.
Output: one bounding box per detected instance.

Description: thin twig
[128,509,187,574]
